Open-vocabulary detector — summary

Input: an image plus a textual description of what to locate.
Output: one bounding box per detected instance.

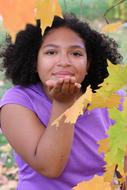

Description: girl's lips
[53,71,74,76]
[53,72,74,78]
[54,75,72,78]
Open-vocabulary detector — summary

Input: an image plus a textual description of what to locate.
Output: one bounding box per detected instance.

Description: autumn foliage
[0,1,127,190]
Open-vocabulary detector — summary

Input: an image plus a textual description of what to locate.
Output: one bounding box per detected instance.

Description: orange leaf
[35,0,63,33]
[52,86,92,127]
[98,138,110,154]
[64,87,92,124]
[0,0,36,40]
[72,175,112,190]
[89,93,121,110]
[102,21,122,33]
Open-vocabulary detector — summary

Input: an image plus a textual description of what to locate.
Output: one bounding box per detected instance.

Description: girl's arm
[0,76,81,178]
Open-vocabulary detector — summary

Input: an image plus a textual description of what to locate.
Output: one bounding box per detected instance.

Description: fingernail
[78,84,81,88]
[45,81,49,85]
[75,83,81,88]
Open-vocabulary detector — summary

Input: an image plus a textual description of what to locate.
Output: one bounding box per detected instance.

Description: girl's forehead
[42,27,85,46]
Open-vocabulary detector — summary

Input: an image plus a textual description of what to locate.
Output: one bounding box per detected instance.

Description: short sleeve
[0,84,52,127]
[0,87,34,112]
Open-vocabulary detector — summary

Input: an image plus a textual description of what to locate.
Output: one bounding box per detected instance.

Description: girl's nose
[57,52,71,66]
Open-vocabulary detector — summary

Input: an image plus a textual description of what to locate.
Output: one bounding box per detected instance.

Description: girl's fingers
[69,77,76,93]
[52,78,63,93]
[45,80,55,91]
[59,77,81,94]
[61,76,70,93]
[46,77,81,98]
[74,83,81,89]
[72,83,81,94]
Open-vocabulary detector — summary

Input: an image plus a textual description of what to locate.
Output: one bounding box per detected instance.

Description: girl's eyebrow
[42,44,85,49]
[42,44,59,49]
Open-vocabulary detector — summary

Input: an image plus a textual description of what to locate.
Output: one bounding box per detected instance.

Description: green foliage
[59,0,127,21]
[106,107,127,170]
[107,28,127,64]
[0,140,15,169]
[59,0,109,20]
[4,154,15,168]
[0,27,14,168]
[0,24,6,44]
[0,71,12,98]
[0,133,8,145]
[106,0,127,21]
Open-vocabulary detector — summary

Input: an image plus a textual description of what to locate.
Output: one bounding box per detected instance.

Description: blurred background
[0,0,127,189]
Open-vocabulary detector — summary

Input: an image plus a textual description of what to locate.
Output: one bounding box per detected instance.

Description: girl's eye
[45,50,57,55]
[72,52,82,57]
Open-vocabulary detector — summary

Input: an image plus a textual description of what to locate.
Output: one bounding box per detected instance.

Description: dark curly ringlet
[2,21,42,86]
[1,13,122,92]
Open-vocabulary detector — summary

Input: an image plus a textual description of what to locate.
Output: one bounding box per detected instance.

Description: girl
[0,14,122,190]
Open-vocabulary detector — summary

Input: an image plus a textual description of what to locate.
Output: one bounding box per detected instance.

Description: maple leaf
[98,140,116,183]
[52,86,92,127]
[89,93,121,110]
[72,175,112,190]
[104,164,116,183]
[0,0,36,40]
[99,138,125,183]
[107,101,127,170]
[98,61,127,95]
[98,98,127,183]
[35,0,63,33]
[89,61,127,110]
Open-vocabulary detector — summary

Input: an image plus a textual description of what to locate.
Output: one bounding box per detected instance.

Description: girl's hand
[45,76,81,102]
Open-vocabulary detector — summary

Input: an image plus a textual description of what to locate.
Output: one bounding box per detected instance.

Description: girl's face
[37,27,88,87]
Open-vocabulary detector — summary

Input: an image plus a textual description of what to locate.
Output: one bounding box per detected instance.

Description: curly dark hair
[1,13,122,93]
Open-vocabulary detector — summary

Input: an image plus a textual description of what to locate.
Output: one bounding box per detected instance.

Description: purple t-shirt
[0,83,112,190]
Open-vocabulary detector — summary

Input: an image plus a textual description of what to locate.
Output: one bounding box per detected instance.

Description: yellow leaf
[101,61,127,94]
[89,61,127,110]
[102,21,122,33]
[89,93,121,110]
[103,164,116,183]
[72,175,112,190]
[35,0,63,33]
[52,86,92,127]
[123,97,127,117]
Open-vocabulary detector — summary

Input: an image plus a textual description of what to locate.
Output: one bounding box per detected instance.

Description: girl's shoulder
[0,83,52,127]
[0,83,49,111]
